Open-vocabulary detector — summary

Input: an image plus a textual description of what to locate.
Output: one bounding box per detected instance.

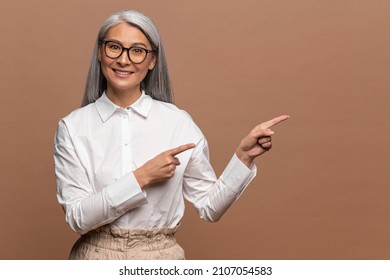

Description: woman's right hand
[134,143,196,188]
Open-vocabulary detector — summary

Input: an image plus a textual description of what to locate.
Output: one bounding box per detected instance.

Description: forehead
[105,22,151,47]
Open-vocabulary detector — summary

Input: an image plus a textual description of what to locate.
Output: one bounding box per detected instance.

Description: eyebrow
[104,39,149,48]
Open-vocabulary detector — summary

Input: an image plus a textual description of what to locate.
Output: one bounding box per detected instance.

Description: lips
[113,69,133,76]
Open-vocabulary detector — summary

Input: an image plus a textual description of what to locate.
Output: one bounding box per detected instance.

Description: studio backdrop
[0,0,389,259]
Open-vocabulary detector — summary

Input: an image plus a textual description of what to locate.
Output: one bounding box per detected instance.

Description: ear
[98,46,102,62]
[148,54,157,70]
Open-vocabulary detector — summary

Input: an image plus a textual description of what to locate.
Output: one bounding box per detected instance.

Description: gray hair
[81,10,174,106]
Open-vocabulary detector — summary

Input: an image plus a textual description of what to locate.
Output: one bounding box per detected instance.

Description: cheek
[99,54,113,75]
[99,59,114,83]
[100,64,109,79]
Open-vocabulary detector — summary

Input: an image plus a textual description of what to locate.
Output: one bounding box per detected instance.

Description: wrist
[235,149,253,168]
[134,168,150,189]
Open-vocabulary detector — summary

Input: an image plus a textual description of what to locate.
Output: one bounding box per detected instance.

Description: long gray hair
[81,10,174,106]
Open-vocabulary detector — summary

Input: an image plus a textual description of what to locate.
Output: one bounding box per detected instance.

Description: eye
[130,47,145,55]
[106,42,121,51]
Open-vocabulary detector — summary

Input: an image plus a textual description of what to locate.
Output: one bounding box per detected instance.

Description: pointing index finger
[167,143,196,156]
[261,115,290,129]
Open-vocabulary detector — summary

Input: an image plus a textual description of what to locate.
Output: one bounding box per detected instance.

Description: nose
[117,49,131,66]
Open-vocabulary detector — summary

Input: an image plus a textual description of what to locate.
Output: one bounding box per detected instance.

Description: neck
[106,87,142,108]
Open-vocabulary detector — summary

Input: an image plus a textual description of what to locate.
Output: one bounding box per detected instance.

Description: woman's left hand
[236,115,289,167]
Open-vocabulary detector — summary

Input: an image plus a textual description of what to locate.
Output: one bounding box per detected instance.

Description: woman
[54,10,288,260]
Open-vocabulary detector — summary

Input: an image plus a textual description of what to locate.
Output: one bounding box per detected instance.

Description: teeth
[114,70,131,75]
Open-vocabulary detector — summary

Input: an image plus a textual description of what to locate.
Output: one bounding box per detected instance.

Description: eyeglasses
[102,40,155,64]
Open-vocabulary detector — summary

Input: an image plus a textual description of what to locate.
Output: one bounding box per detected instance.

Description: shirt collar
[130,91,153,118]
[95,91,152,122]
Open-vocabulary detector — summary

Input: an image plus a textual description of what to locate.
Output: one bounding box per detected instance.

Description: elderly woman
[54,10,288,260]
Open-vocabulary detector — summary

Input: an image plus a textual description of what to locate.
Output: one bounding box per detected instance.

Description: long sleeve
[54,120,148,235]
[183,138,257,222]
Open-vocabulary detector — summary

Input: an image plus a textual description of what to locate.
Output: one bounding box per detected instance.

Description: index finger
[261,115,290,129]
[166,143,196,156]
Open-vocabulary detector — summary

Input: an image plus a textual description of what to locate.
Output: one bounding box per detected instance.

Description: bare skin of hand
[134,143,196,188]
[236,115,290,167]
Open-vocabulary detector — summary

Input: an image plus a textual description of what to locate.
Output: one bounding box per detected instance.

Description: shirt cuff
[105,172,148,214]
[220,153,257,194]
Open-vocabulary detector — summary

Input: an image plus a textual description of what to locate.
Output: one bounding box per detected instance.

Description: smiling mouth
[113,69,133,76]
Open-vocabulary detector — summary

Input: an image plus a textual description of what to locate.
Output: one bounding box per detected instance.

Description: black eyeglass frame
[101,40,156,64]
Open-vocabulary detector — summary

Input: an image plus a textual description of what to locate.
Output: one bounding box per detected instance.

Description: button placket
[121,110,133,174]
[123,113,131,148]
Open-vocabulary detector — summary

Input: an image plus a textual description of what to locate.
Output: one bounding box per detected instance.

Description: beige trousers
[69,225,185,260]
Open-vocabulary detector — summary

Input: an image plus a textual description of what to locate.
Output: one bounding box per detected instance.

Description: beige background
[0,0,389,259]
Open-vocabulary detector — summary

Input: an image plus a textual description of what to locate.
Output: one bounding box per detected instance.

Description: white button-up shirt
[54,92,256,235]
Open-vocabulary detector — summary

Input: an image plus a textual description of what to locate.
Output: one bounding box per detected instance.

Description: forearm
[185,153,256,222]
[58,172,148,235]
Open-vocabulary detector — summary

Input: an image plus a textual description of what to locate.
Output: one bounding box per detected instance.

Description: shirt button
[124,142,129,146]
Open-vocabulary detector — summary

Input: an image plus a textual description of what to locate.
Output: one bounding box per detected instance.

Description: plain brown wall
[0,0,389,259]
